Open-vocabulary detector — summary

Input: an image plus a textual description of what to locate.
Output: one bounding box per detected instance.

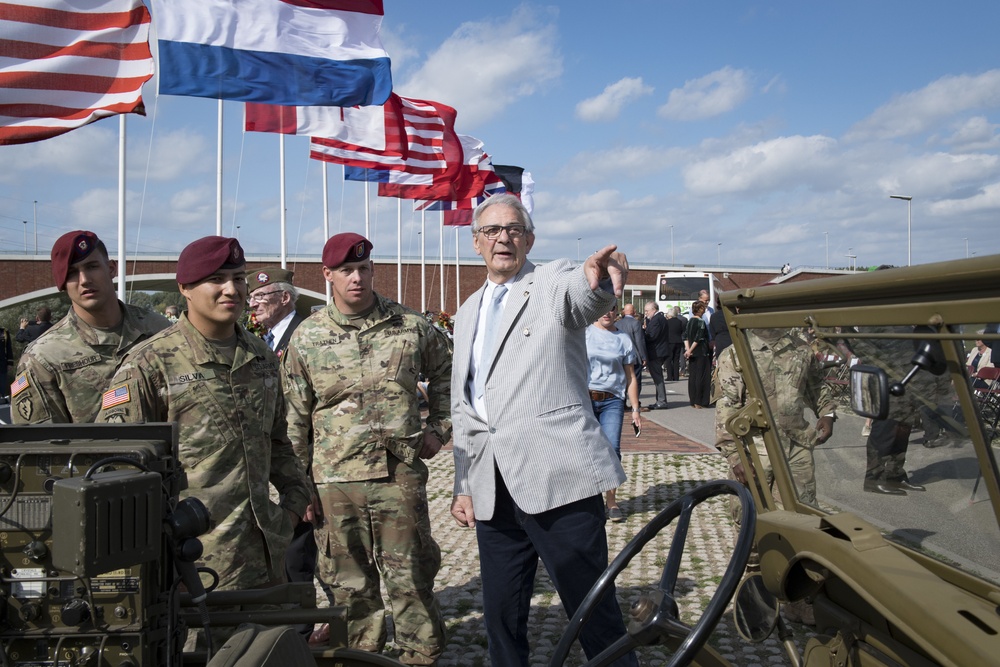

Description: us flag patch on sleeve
[10,374,28,398]
[102,386,131,409]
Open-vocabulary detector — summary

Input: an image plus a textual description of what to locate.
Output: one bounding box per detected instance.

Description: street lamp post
[577,237,581,262]
[889,195,912,266]
[964,237,969,259]
[22,221,27,253]
[669,225,674,266]
[717,242,721,266]
[824,231,829,269]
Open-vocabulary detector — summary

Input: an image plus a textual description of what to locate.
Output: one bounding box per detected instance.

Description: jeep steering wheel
[550,480,756,667]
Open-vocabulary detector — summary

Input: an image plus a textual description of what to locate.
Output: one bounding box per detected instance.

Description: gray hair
[472,193,534,234]
[645,301,659,312]
[271,281,299,304]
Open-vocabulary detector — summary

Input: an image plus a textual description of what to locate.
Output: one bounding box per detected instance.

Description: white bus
[654,271,723,315]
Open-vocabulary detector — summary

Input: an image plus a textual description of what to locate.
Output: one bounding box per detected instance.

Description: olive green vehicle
[709,254,1000,667]
[1,255,999,666]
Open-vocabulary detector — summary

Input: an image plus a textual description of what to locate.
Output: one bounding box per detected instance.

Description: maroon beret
[176,236,245,284]
[51,230,103,291]
[323,233,372,269]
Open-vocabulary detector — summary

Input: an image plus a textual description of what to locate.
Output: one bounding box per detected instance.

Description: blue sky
[3,1,1000,271]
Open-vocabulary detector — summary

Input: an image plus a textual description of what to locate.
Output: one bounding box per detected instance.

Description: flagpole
[439,211,445,312]
[397,198,402,303]
[117,115,126,302]
[455,226,460,312]
[420,209,426,314]
[364,181,370,239]
[323,162,331,303]
[280,135,288,268]
[216,99,223,235]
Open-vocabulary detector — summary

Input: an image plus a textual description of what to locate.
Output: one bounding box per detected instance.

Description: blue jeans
[592,396,625,459]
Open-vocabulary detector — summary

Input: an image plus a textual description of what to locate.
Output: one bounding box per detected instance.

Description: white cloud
[558,145,684,184]
[929,181,1000,215]
[658,67,752,121]
[938,116,1000,152]
[575,77,653,122]
[846,69,1000,141]
[875,152,1000,200]
[5,124,118,178]
[397,6,562,129]
[683,135,838,195]
[141,129,212,182]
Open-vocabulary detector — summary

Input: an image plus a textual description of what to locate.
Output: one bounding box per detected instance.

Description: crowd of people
[10,201,994,665]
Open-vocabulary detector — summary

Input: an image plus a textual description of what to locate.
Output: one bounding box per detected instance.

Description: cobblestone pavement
[417,449,803,666]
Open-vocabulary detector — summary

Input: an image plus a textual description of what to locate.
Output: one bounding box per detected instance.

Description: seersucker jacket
[450,259,626,521]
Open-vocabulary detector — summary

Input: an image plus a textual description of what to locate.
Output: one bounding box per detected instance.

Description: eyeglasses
[476,224,528,240]
[248,290,282,305]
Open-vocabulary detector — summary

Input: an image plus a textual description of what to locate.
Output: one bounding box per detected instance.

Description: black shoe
[864,480,907,495]
[885,479,926,492]
[649,402,669,410]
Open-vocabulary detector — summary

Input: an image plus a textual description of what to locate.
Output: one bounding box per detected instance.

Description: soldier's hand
[303,496,322,524]
[419,430,444,459]
[584,245,629,297]
[728,454,748,485]
[451,495,476,528]
[816,416,835,444]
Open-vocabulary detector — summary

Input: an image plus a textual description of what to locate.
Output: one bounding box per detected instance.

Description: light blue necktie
[264,331,275,350]
[475,285,507,399]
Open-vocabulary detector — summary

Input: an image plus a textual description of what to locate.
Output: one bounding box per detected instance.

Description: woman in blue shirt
[586,303,642,522]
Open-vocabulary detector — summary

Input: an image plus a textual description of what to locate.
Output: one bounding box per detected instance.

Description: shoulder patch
[101,386,131,410]
[10,374,28,398]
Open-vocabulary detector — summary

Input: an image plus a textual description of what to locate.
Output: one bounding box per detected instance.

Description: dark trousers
[866,419,912,481]
[687,354,712,407]
[647,356,667,404]
[665,344,683,381]
[285,520,319,636]
[476,474,637,667]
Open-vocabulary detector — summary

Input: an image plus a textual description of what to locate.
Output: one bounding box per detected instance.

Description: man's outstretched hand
[584,245,629,296]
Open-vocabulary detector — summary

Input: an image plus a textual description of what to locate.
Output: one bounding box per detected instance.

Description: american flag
[101,385,130,409]
[377,133,506,202]
[10,374,28,398]
[308,94,461,174]
[0,0,154,145]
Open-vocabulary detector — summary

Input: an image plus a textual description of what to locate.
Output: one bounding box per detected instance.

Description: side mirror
[733,573,779,643]
[850,365,890,420]
[889,336,949,397]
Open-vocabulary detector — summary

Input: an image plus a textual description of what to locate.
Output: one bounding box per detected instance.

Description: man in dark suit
[16,306,53,344]
[248,266,306,356]
[665,307,687,380]
[643,301,670,409]
[248,266,312,635]
[616,303,646,404]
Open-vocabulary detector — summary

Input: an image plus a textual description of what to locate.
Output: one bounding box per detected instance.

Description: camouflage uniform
[11,303,170,424]
[714,330,836,507]
[96,314,311,590]
[282,292,451,666]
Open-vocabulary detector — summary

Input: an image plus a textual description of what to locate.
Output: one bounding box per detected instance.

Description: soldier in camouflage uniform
[714,328,836,508]
[96,236,310,592]
[12,230,170,423]
[714,329,835,626]
[282,233,450,666]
